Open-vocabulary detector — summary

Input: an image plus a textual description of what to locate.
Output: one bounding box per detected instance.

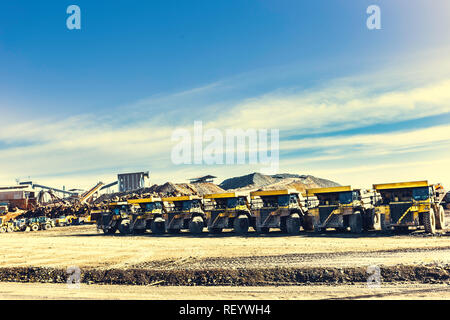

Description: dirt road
[0,282,448,300]
[0,225,448,269]
[0,225,448,299]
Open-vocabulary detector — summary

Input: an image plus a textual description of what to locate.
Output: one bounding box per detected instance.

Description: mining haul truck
[250,189,306,234]
[97,201,131,234]
[125,197,165,234]
[162,195,205,234]
[373,181,447,234]
[305,186,380,233]
[202,192,252,234]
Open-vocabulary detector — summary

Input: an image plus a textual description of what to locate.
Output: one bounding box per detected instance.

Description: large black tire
[435,206,446,230]
[7,226,14,233]
[189,216,204,234]
[286,214,301,234]
[0,226,6,233]
[103,226,117,234]
[380,214,389,232]
[118,221,131,234]
[423,209,436,234]
[280,218,287,233]
[363,210,380,231]
[302,214,315,231]
[349,212,363,233]
[233,215,249,234]
[31,224,39,232]
[44,223,52,231]
[151,218,166,234]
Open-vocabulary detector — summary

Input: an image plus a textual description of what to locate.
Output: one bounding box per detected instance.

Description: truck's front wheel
[435,206,446,230]
[286,214,301,234]
[349,212,363,234]
[423,209,436,234]
[233,215,249,235]
[189,216,204,234]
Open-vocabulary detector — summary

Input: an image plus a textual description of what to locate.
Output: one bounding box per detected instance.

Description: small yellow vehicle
[202,192,252,234]
[373,181,447,234]
[0,217,12,233]
[55,215,78,227]
[125,197,165,234]
[250,189,306,234]
[162,195,205,234]
[96,201,131,234]
[305,186,379,233]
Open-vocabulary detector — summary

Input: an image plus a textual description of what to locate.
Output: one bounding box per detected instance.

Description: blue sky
[0,1,450,189]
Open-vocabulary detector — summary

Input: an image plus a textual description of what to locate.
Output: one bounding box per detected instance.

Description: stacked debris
[18,203,91,220]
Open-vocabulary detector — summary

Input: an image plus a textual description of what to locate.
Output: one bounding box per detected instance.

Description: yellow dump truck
[373,181,447,234]
[89,208,104,223]
[250,189,306,234]
[96,201,131,234]
[162,195,205,234]
[126,197,165,234]
[202,192,252,234]
[305,186,380,233]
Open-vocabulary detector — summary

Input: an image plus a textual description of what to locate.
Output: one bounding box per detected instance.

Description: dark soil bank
[0,265,448,286]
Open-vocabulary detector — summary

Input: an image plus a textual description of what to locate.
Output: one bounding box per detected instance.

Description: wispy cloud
[1,51,450,189]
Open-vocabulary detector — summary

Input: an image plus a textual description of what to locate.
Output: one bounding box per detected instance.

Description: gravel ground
[0,223,448,299]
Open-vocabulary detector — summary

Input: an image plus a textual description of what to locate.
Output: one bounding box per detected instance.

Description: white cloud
[206,78,450,134]
[1,53,450,189]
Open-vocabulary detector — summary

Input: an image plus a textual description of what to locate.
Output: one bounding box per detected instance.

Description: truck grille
[318,206,338,223]
[389,202,413,223]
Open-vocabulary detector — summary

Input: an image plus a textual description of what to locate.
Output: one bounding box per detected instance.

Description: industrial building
[118,171,149,192]
[0,185,37,210]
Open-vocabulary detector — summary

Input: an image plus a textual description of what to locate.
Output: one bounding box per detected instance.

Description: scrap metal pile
[0,182,105,233]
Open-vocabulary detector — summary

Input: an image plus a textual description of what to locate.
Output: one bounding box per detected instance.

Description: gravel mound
[219,172,340,192]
